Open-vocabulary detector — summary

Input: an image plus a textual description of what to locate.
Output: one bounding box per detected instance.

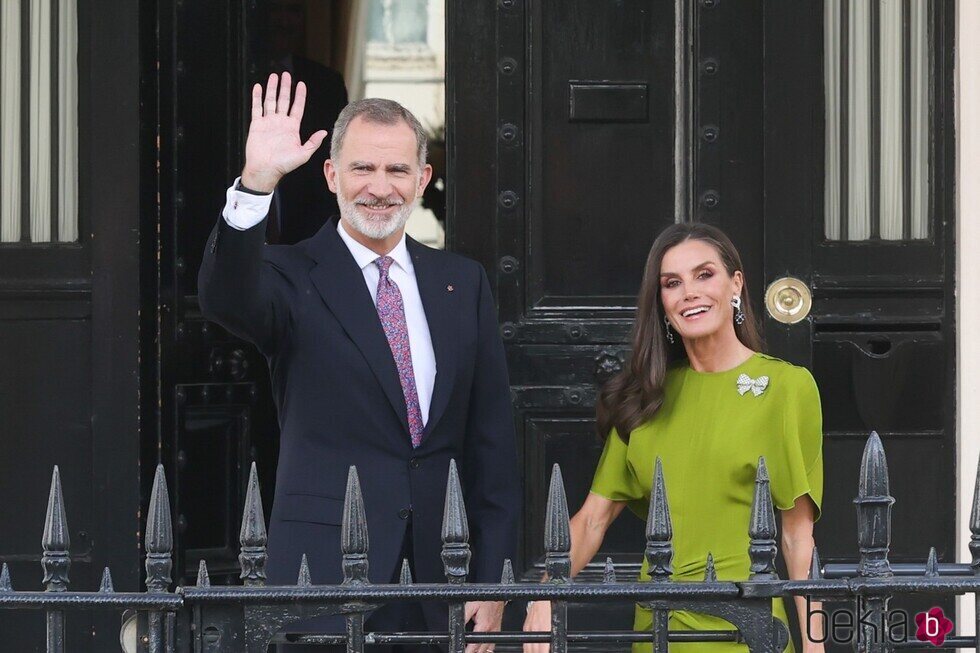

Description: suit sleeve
[198,212,290,356]
[462,266,520,583]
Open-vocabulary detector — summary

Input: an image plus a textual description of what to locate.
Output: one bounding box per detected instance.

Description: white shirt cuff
[221,177,274,231]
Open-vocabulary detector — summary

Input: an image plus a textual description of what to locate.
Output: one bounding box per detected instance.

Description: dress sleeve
[771,367,824,522]
[590,429,646,512]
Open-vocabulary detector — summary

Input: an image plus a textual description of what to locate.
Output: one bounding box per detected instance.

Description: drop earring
[732,295,746,325]
[663,314,675,344]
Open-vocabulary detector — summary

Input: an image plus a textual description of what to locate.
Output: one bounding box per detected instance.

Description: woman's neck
[682,329,755,373]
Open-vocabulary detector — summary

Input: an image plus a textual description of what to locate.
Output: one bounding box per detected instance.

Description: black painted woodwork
[0,0,955,649]
[450,0,957,651]
[0,0,142,649]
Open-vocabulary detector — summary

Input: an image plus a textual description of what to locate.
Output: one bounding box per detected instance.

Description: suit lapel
[408,238,458,438]
[307,220,410,436]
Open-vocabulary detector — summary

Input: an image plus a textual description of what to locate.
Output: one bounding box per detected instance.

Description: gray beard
[337,192,415,240]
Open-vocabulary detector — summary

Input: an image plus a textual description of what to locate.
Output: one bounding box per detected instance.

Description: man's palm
[243,72,328,191]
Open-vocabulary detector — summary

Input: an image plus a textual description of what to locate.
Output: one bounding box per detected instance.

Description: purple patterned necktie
[374,256,424,448]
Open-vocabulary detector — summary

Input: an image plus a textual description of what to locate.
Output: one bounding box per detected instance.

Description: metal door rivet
[498,190,519,209]
[700,191,720,209]
[499,256,519,273]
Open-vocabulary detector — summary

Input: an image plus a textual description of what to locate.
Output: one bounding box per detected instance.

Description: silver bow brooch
[736,374,769,397]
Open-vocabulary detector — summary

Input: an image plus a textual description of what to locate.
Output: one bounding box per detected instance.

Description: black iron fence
[2,432,980,652]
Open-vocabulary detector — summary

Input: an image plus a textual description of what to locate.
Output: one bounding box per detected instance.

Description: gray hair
[330,98,428,168]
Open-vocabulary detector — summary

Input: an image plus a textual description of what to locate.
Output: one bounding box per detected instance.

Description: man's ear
[417,163,433,196]
[324,159,338,194]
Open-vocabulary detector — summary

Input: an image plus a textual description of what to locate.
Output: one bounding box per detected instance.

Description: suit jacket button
[398,508,411,520]
[410,458,420,469]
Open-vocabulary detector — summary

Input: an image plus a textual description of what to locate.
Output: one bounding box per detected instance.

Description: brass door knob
[764,277,812,324]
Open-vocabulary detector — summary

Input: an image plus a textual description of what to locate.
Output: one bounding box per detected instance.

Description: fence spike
[748,456,778,580]
[603,557,616,584]
[441,459,471,583]
[809,547,823,580]
[544,464,572,583]
[0,563,11,591]
[42,466,70,592]
[342,466,370,584]
[99,567,114,593]
[501,559,515,585]
[196,560,211,588]
[970,452,980,574]
[399,558,414,585]
[298,554,312,587]
[856,432,894,578]
[441,459,470,544]
[925,547,939,578]
[239,462,267,587]
[645,457,673,581]
[145,464,173,592]
[704,552,717,582]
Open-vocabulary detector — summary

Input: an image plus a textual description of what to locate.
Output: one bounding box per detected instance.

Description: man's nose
[365,172,394,197]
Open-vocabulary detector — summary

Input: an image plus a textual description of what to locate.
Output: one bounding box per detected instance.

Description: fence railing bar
[0,563,11,591]
[442,459,470,653]
[7,431,980,652]
[239,461,267,587]
[98,567,113,593]
[343,465,369,653]
[282,629,755,645]
[42,466,69,653]
[748,457,778,580]
[545,464,571,653]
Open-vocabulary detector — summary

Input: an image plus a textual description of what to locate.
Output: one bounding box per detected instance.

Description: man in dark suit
[198,73,519,653]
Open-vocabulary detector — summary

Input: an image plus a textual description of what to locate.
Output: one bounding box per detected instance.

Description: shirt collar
[337,219,412,273]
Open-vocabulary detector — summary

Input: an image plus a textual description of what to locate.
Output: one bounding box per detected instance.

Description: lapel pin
[447,284,454,292]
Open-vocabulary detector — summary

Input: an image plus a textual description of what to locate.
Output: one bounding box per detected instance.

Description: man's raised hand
[241,72,328,193]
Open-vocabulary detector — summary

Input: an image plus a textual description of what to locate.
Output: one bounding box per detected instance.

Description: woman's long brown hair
[596,223,765,442]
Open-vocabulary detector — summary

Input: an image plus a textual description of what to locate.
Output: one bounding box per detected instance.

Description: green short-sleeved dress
[591,352,823,653]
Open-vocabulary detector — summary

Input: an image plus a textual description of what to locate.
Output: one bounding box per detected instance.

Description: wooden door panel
[525,0,674,315]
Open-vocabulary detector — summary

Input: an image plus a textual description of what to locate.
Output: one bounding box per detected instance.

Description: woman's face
[659,239,743,343]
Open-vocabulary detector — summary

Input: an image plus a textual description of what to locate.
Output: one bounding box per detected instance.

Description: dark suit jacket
[198,214,519,629]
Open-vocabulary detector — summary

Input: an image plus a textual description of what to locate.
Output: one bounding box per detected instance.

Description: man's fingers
[251,83,263,121]
[290,81,308,122]
[264,73,279,115]
[464,602,480,623]
[303,130,328,152]
[277,72,292,115]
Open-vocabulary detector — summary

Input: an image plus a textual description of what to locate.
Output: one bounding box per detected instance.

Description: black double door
[449,0,956,649]
[154,0,956,650]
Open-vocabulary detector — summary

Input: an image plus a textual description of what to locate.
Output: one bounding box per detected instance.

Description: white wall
[957,0,980,631]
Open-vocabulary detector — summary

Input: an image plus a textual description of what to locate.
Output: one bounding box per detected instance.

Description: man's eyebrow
[348,161,375,169]
[386,163,412,172]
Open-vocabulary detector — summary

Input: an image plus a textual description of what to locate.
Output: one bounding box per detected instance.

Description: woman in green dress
[523,224,824,652]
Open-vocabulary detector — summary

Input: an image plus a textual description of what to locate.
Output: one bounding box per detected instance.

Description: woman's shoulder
[753,353,819,393]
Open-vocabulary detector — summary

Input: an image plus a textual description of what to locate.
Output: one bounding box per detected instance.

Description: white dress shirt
[221,179,437,424]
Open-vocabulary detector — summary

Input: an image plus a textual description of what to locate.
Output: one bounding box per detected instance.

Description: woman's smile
[680,305,712,321]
